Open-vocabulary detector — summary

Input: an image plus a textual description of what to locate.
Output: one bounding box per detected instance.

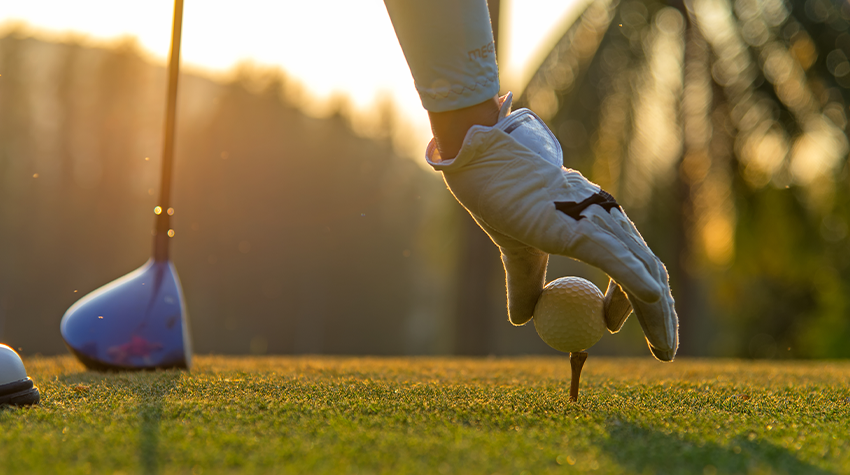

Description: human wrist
[428,95,500,160]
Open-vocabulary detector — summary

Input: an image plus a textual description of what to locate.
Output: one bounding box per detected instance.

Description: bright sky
[0,0,588,157]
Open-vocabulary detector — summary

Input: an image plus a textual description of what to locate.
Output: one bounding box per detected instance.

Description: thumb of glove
[500,245,548,326]
[473,217,548,326]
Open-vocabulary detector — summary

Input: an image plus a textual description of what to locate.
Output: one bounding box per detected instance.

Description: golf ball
[0,344,28,385]
[533,277,605,353]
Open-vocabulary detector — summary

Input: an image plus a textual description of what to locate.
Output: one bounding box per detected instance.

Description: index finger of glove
[565,216,662,303]
[578,205,668,303]
[623,257,679,355]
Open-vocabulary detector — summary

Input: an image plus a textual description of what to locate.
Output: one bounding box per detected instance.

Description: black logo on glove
[554,190,621,221]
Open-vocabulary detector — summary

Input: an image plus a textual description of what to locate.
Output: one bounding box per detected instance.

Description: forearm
[384,0,501,158]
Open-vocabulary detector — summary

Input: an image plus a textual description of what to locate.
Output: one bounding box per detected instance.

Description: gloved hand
[426,93,678,361]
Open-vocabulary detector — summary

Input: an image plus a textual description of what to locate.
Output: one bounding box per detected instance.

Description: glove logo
[554,190,621,221]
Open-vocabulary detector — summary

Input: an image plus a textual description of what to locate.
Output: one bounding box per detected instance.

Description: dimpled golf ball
[533,277,605,353]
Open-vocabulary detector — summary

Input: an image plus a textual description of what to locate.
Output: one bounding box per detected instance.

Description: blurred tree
[0,30,30,342]
[518,0,850,357]
[0,33,454,356]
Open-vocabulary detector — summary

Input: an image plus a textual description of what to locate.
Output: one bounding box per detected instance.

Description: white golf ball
[533,277,605,353]
[0,344,28,385]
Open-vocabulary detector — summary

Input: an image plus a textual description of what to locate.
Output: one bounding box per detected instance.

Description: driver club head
[60,259,192,371]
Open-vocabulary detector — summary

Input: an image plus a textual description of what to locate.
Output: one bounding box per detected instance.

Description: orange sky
[0,0,588,158]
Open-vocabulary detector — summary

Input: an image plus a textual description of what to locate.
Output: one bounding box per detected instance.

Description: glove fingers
[603,278,632,333]
[500,246,548,326]
[583,206,660,287]
[566,217,662,303]
[569,207,678,359]
[624,257,679,358]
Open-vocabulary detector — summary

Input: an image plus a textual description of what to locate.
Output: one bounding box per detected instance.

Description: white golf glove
[426,93,678,361]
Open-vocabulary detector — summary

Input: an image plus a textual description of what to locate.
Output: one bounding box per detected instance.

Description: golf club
[60,0,192,371]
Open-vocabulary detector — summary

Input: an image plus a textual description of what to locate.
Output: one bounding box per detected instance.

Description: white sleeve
[384,0,500,112]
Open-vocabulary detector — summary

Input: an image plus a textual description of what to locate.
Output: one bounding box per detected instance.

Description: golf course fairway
[2,356,848,474]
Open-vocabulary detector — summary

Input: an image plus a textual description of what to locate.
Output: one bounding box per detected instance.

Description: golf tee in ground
[569,352,587,402]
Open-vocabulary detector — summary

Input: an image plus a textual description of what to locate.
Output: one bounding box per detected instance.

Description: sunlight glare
[2,0,587,160]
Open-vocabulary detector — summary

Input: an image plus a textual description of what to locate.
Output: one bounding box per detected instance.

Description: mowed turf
[1,356,849,475]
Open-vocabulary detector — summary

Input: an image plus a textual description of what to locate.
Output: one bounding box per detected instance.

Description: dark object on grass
[60,0,192,371]
[569,351,587,402]
[0,379,40,407]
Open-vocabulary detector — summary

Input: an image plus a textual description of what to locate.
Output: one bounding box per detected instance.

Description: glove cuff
[425,92,514,170]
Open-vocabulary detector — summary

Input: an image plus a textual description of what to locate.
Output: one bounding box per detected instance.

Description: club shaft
[154,0,184,262]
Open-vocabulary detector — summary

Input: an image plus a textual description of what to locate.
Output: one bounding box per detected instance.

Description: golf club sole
[66,345,188,372]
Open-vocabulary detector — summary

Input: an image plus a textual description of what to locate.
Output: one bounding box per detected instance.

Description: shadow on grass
[597,420,833,475]
[60,370,179,475]
[135,373,182,475]
[138,387,163,475]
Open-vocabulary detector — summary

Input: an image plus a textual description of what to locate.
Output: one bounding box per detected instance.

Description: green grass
[2,356,849,475]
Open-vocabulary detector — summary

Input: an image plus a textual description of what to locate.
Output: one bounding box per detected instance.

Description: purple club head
[60,259,192,371]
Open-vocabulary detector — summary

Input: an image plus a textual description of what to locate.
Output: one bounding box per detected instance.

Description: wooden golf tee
[569,352,588,402]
